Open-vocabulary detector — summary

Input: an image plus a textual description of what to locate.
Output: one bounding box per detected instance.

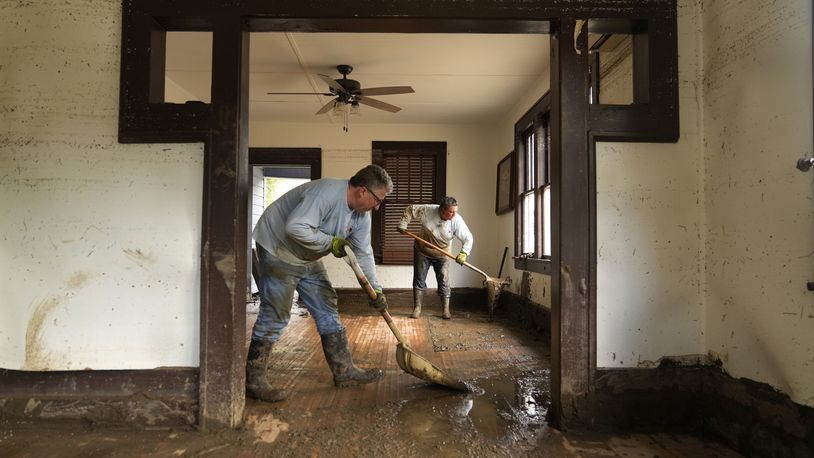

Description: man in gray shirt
[248,164,391,403]
[398,196,474,320]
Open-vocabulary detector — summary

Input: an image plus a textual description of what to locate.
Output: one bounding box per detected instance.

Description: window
[520,126,537,255]
[587,18,650,106]
[372,142,446,264]
[514,94,551,273]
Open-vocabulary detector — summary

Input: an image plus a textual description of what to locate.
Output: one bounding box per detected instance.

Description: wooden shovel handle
[401,229,490,280]
[341,246,407,345]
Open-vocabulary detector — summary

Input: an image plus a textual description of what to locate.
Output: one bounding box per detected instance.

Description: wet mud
[0,302,741,457]
[242,367,555,458]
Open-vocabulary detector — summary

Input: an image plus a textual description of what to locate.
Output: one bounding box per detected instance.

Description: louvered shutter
[371,142,447,265]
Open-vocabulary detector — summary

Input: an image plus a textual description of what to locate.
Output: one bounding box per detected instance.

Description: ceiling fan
[267,64,415,123]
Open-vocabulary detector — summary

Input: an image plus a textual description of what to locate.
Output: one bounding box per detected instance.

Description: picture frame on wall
[495,150,515,215]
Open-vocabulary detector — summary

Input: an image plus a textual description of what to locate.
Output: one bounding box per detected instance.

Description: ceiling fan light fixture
[277,64,413,132]
[331,100,345,116]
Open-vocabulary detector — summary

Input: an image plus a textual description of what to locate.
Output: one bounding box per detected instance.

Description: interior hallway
[0,298,742,457]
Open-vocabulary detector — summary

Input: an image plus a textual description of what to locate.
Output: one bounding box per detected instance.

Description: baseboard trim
[0,368,198,428]
[594,361,814,456]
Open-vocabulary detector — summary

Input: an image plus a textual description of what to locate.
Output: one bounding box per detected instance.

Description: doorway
[247,147,322,296]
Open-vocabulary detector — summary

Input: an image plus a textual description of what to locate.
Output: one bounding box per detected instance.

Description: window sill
[513,256,552,275]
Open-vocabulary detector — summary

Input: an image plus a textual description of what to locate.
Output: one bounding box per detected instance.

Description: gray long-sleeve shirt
[399,204,473,259]
[252,179,381,290]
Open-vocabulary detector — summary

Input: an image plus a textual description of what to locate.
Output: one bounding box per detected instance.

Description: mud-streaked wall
[248,122,501,290]
[596,1,707,367]
[0,1,204,369]
[596,0,814,408]
[702,0,814,406]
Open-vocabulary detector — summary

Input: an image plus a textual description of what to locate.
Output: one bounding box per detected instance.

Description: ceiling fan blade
[315,99,337,115]
[317,74,346,93]
[358,96,402,113]
[358,86,415,96]
[267,92,333,96]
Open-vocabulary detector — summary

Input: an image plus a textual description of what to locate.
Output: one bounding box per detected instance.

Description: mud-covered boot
[246,339,288,402]
[320,330,384,387]
[411,289,424,319]
[442,297,451,320]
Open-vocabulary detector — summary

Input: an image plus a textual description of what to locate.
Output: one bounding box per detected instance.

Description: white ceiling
[165,32,550,125]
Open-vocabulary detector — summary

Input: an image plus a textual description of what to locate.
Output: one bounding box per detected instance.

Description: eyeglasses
[364,186,385,207]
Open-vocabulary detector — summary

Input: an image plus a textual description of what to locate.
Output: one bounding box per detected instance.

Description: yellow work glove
[331,236,350,258]
[369,289,388,311]
[455,252,467,265]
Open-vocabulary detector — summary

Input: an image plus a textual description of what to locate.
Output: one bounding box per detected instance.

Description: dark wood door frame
[248,147,321,296]
[113,0,678,430]
[249,148,322,176]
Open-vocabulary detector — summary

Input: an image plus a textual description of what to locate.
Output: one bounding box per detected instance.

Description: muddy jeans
[412,248,451,298]
[252,245,343,343]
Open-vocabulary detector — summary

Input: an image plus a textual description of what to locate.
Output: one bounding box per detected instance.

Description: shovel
[402,230,511,318]
[341,246,469,391]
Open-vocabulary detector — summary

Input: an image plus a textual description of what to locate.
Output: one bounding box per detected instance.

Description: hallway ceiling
[164,32,550,125]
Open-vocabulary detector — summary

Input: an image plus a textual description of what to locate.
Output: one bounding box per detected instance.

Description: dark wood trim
[249,147,322,179]
[587,14,678,141]
[119,2,210,143]
[115,0,680,431]
[594,363,814,457]
[513,256,552,275]
[148,17,167,104]
[550,17,593,429]
[0,368,198,399]
[0,368,198,427]
[196,15,250,430]
[495,150,515,215]
[247,17,552,34]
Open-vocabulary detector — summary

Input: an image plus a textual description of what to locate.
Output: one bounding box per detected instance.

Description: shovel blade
[395,343,469,391]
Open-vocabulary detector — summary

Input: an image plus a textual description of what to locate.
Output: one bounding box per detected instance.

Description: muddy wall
[248,122,502,290]
[596,0,814,409]
[0,1,204,370]
[595,1,707,368]
[702,0,814,407]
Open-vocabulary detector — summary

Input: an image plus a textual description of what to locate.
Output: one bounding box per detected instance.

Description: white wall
[0,1,203,370]
[249,122,501,290]
[702,0,814,406]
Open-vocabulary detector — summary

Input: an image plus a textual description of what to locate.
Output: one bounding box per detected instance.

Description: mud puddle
[382,368,551,454]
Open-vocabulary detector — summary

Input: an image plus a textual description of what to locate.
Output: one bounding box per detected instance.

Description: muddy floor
[0,299,742,457]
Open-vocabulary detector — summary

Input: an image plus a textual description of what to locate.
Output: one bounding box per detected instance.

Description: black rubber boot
[246,339,289,402]
[320,330,384,387]
[411,289,424,319]
[442,297,451,319]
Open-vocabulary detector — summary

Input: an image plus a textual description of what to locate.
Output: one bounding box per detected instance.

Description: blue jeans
[413,248,451,298]
[252,245,343,343]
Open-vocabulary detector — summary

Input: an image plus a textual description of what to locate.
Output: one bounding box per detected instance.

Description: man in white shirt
[398,196,474,320]
[248,165,391,403]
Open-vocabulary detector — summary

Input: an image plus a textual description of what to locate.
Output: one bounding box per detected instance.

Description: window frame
[513,93,552,275]
[371,141,447,265]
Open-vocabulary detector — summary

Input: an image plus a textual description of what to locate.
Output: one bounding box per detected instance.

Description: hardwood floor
[0,299,742,457]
